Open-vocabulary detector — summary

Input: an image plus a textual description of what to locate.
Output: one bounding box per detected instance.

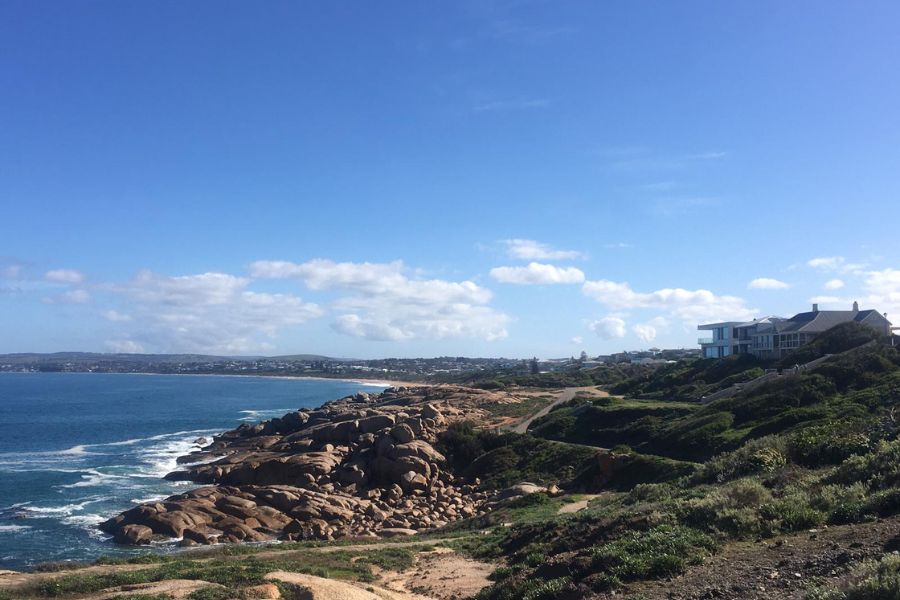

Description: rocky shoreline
[99,385,525,546]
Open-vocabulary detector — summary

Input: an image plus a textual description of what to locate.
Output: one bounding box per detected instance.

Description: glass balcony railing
[698,337,714,344]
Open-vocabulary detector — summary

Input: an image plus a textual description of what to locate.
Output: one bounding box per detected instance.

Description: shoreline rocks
[100,385,512,546]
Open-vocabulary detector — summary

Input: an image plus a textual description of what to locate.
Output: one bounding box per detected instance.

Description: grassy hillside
[454,329,900,599]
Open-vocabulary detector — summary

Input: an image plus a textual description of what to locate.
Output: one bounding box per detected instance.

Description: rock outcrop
[100,385,511,545]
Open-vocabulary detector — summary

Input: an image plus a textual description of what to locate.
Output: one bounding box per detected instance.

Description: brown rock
[114,524,153,545]
[245,583,282,599]
[390,423,415,444]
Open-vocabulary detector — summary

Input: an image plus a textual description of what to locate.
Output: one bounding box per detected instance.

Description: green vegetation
[15,547,419,599]
[609,353,767,401]
[587,525,716,589]
[437,421,599,488]
[480,394,555,419]
[530,328,900,463]
[11,323,897,600]
[807,554,900,600]
[456,330,900,598]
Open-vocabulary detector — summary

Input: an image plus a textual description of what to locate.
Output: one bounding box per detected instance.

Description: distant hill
[0,352,339,365]
[0,352,256,365]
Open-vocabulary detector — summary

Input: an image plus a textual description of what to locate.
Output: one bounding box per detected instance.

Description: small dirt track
[511,387,607,434]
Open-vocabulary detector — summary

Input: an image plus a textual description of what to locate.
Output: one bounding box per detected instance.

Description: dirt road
[510,386,607,434]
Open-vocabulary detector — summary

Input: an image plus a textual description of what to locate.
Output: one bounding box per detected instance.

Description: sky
[2,1,900,359]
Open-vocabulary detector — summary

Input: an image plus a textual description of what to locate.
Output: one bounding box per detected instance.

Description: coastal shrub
[808,482,870,525]
[831,439,900,490]
[460,433,598,489]
[588,525,715,589]
[626,482,678,504]
[805,553,900,600]
[357,547,415,572]
[475,576,574,600]
[693,436,788,483]
[436,421,487,471]
[186,588,232,600]
[789,421,871,467]
[864,488,900,517]
[679,479,773,538]
[760,493,824,532]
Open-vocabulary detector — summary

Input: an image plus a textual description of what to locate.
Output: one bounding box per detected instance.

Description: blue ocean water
[0,372,386,570]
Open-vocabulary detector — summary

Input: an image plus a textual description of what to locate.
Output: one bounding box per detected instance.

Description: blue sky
[2,1,900,358]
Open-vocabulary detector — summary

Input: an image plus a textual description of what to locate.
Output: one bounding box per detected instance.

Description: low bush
[587,525,716,590]
[806,553,900,600]
[831,439,900,491]
[789,421,871,467]
[694,436,788,483]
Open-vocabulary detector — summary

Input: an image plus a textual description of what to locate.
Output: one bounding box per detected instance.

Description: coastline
[0,371,427,388]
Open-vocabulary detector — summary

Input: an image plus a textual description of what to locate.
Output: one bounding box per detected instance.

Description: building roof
[775,309,888,333]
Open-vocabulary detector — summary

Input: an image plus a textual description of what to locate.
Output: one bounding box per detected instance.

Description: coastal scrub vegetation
[451,329,900,598]
[11,547,419,599]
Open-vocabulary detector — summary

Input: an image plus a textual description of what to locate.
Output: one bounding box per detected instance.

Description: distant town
[0,347,701,381]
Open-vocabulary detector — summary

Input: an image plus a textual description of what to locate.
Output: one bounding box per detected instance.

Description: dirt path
[595,515,900,600]
[557,494,601,514]
[266,571,430,600]
[0,536,493,600]
[378,547,493,600]
[511,387,608,434]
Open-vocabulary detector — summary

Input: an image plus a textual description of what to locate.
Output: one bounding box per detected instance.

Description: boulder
[114,524,153,545]
[379,528,418,538]
[358,414,395,434]
[390,423,415,444]
[245,583,282,599]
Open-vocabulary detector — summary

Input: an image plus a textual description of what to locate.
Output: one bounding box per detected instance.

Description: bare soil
[595,515,900,600]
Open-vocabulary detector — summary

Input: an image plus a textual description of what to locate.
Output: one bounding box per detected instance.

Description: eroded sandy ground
[0,541,495,600]
[596,515,900,600]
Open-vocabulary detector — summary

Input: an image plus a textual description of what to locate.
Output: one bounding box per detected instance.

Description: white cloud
[251,259,509,342]
[588,316,626,339]
[570,336,583,345]
[632,323,657,342]
[862,268,900,318]
[809,295,843,306]
[44,289,91,304]
[825,279,845,290]
[0,265,22,280]
[332,314,410,342]
[500,239,585,261]
[45,269,85,284]
[62,289,90,303]
[748,277,790,290]
[582,280,756,323]
[105,339,145,353]
[102,310,132,322]
[489,262,585,285]
[109,270,323,353]
[603,242,633,249]
[807,256,866,274]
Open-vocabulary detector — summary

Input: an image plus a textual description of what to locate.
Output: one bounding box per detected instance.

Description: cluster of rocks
[100,385,512,546]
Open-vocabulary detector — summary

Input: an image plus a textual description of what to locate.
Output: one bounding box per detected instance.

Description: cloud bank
[251,259,509,342]
[490,262,585,285]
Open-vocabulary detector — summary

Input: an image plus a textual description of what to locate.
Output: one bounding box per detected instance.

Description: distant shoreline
[0,370,426,388]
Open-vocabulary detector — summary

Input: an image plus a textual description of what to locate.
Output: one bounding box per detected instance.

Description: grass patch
[806,553,900,599]
[481,395,555,419]
[587,525,716,589]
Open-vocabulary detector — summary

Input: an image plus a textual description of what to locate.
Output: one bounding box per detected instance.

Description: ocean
[0,372,387,570]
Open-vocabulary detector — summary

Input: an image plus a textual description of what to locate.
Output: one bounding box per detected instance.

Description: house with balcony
[698,302,892,360]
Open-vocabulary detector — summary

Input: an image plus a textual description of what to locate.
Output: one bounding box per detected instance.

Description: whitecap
[0,525,31,533]
[58,469,127,489]
[61,513,107,527]
[18,498,102,517]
